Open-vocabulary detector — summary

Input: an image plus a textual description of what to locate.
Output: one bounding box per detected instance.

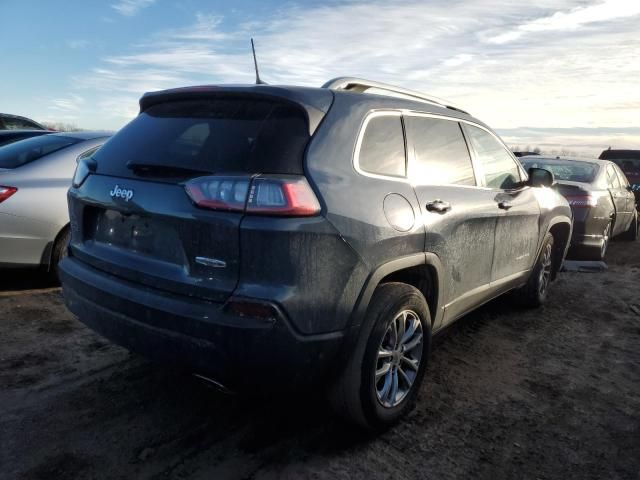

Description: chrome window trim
[353,109,527,191]
[353,110,409,183]
[459,121,528,191]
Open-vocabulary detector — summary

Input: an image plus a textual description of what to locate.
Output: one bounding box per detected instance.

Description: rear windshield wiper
[126,162,212,177]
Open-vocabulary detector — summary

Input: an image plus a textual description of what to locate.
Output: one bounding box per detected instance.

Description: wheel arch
[546,217,572,279]
[349,253,445,333]
[41,223,70,271]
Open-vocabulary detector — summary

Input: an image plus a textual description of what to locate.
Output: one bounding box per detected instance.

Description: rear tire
[329,283,431,431]
[598,221,612,259]
[517,232,554,308]
[620,211,638,241]
[49,228,70,282]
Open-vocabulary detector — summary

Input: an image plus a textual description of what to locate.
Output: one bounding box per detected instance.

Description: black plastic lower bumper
[59,257,344,392]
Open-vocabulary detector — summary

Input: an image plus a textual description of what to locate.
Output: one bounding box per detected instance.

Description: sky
[1,0,639,156]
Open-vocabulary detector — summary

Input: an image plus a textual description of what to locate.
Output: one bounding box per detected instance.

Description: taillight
[72,158,97,188]
[247,176,321,216]
[566,195,598,208]
[185,175,320,217]
[184,176,250,212]
[0,186,17,203]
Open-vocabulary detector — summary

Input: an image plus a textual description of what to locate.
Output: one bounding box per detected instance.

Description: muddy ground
[1,242,639,480]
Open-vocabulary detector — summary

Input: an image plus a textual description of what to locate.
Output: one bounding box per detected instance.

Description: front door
[607,164,630,235]
[462,124,540,285]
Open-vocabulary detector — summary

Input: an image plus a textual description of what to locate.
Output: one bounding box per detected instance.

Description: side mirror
[527,167,554,188]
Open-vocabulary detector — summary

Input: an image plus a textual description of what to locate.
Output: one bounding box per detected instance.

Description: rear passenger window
[607,165,621,189]
[358,115,406,177]
[615,166,630,187]
[466,125,521,189]
[406,116,475,186]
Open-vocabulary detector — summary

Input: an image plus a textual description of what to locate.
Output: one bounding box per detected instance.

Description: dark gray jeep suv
[60,78,572,429]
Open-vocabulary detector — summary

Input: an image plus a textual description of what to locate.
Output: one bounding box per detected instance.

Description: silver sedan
[0,131,111,275]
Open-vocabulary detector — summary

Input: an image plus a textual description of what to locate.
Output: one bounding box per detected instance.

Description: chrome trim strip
[195,257,227,268]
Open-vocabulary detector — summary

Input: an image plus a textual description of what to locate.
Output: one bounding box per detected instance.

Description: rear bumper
[570,232,605,249]
[568,212,608,246]
[567,216,607,259]
[59,256,344,391]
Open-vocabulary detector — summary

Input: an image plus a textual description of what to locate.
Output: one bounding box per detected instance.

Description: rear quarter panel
[304,94,426,329]
[0,138,106,229]
[535,187,573,254]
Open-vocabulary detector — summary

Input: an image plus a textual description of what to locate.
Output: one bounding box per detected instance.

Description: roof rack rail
[322,77,469,114]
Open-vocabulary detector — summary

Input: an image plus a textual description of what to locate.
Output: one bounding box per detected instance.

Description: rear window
[0,135,81,169]
[358,115,406,177]
[520,159,599,183]
[93,98,310,176]
[2,117,41,130]
[610,158,640,175]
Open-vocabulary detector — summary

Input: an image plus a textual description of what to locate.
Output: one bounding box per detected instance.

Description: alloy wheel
[538,242,553,297]
[375,310,424,408]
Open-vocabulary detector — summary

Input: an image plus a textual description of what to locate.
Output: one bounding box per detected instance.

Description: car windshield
[520,159,599,183]
[0,135,81,169]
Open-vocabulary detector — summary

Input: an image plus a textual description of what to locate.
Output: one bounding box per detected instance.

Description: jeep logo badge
[110,185,134,202]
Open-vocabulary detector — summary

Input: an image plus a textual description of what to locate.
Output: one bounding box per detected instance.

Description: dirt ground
[1,242,639,480]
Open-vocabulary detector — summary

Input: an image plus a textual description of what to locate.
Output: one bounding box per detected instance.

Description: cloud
[66,39,90,49]
[49,94,85,113]
[498,127,640,157]
[111,0,155,17]
[486,0,640,44]
[64,0,640,150]
[442,54,474,68]
[169,13,230,41]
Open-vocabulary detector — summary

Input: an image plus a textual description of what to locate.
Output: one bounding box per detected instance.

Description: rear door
[463,124,540,285]
[612,158,640,207]
[404,114,499,326]
[606,164,630,234]
[70,97,312,302]
[614,164,636,214]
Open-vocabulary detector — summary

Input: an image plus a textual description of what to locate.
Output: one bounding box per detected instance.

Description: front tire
[329,283,431,431]
[517,232,554,308]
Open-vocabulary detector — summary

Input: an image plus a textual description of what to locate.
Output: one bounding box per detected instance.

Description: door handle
[426,200,451,213]
[498,201,513,210]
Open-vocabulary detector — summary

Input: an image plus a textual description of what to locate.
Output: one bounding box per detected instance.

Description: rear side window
[2,117,39,130]
[406,116,475,186]
[466,125,521,189]
[607,165,621,189]
[358,115,406,177]
[0,135,81,169]
[614,165,630,187]
[93,98,310,176]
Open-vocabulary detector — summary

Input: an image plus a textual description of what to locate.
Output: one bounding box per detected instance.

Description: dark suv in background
[60,78,572,430]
